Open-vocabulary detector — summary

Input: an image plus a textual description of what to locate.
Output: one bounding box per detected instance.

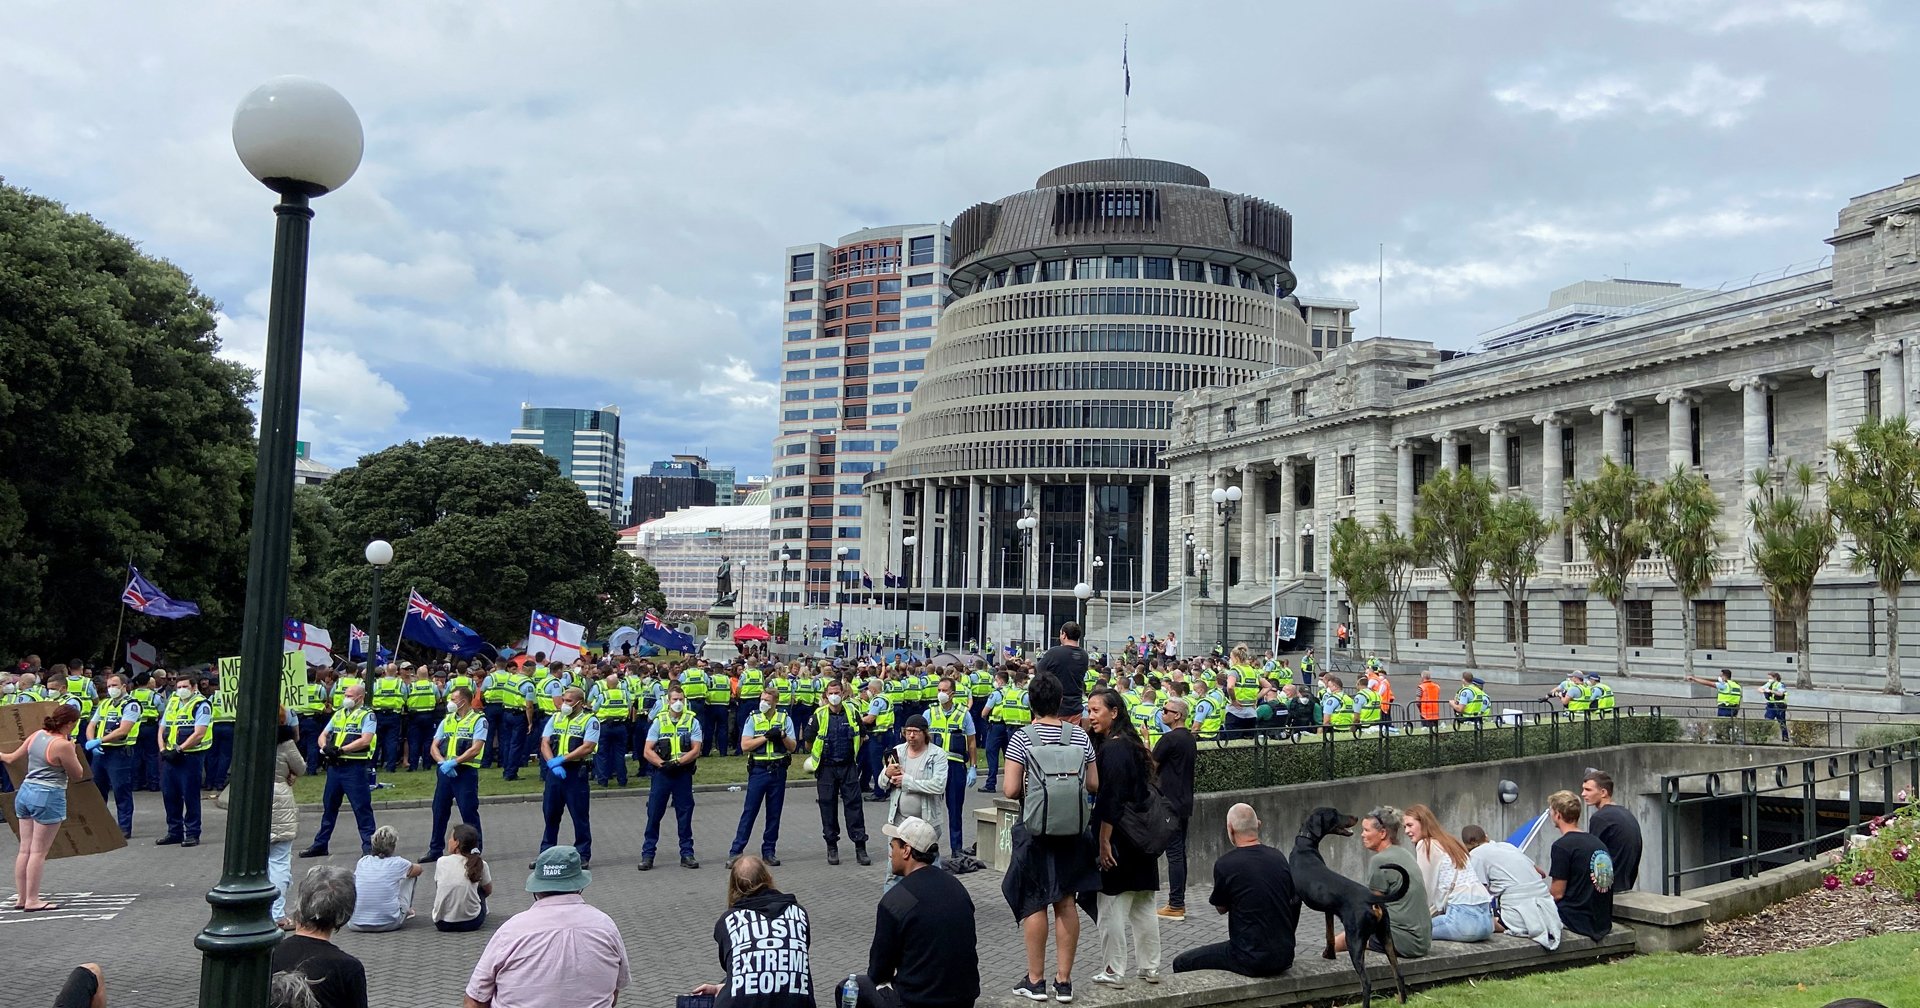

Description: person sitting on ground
[1171,803,1297,978]
[1462,825,1561,949]
[50,964,105,1008]
[1332,805,1430,959]
[850,817,979,1008]
[1547,788,1615,942]
[1403,804,1492,943]
[347,825,421,932]
[431,823,493,933]
[272,865,370,1008]
[689,855,815,1008]
[465,846,628,1008]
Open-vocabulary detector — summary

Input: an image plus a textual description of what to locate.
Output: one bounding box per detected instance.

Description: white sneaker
[1092,972,1127,988]
[1142,970,1162,984]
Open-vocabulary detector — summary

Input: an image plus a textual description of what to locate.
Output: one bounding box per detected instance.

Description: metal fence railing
[1658,739,1920,895]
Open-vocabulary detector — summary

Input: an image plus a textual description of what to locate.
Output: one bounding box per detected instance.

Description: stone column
[1482,424,1510,493]
[1436,433,1460,472]
[1395,441,1415,531]
[1882,344,1906,420]
[1657,389,1696,474]
[1593,402,1626,464]
[1731,377,1777,548]
[1238,463,1259,586]
[1534,413,1566,570]
[1278,457,1298,577]
[1810,365,1839,474]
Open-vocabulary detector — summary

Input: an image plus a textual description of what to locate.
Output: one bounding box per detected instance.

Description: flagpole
[397,586,414,667]
[109,553,133,673]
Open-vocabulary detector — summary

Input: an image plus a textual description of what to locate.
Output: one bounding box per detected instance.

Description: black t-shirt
[1588,804,1642,893]
[1036,644,1087,711]
[271,935,369,1008]
[1211,844,1299,974]
[869,865,979,1008]
[1150,728,1196,819]
[1550,831,1616,941]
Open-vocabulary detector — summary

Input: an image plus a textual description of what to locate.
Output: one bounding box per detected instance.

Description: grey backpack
[1020,724,1090,837]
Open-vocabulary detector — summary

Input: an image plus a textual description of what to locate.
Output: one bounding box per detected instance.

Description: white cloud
[214,311,408,449]
[1614,0,1872,32]
[1493,64,1766,128]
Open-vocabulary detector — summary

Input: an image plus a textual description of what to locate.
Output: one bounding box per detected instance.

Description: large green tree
[1482,494,1555,677]
[1749,462,1836,689]
[1414,468,1496,667]
[1330,514,1418,663]
[315,437,640,649]
[1645,464,1724,683]
[0,179,257,661]
[1567,459,1653,680]
[1829,417,1920,695]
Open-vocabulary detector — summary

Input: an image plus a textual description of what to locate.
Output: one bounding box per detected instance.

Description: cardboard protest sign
[217,651,308,714]
[0,701,127,859]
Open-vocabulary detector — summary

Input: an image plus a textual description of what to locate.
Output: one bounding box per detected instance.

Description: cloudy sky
[4,0,1914,478]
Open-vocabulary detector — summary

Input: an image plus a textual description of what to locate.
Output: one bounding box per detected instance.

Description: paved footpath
[3,779,1251,1008]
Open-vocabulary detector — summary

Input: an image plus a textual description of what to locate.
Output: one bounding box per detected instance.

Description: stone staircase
[1130,575,1333,656]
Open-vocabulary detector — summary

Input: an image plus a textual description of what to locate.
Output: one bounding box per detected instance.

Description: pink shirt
[465,894,630,1008]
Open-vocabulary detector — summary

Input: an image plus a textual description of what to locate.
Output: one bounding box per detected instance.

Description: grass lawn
[291,754,760,803]
[1407,932,1919,1008]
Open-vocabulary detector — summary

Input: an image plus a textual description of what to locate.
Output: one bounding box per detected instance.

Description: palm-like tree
[1482,494,1555,677]
[1645,465,1724,684]
[1567,459,1653,680]
[1414,468,1496,667]
[1828,417,1920,695]
[1749,462,1836,690]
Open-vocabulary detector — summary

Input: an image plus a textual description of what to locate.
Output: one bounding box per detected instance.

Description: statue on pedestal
[714,556,736,608]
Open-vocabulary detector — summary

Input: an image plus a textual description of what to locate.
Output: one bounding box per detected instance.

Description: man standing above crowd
[1037,622,1088,721]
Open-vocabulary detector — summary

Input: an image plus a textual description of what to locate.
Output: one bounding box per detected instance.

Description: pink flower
[1852,870,1875,887]
[1896,845,1912,863]
[1824,874,1842,890]
[1900,789,1911,803]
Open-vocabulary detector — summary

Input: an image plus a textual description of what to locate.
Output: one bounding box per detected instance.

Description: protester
[3,705,89,912]
[689,855,816,1008]
[1000,671,1099,1003]
[851,817,980,1008]
[1036,623,1088,721]
[1547,789,1615,941]
[466,846,628,1008]
[1152,696,1197,923]
[1332,806,1430,958]
[268,720,305,927]
[880,714,949,845]
[1086,689,1162,987]
[1403,804,1492,943]
[1171,803,1297,977]
[272,865,370,1008]
[1462,825,1562,949]
[50,964,105,1008]
[1581,770,1642,892]
[430,823,492,933]
[348,826,421,932]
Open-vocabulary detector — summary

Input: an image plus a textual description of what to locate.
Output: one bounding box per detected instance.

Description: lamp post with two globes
[1212,485,1242,653]
[197,76,364,1004]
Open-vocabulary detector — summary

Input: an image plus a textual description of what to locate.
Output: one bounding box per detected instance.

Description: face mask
[176,686,194,699]
[670,700,685,714]
[827,693,843,707]
[108,686,125,699]
[2,684,14,694]
[939,692,954,706]
[340,697,357,710]
[563,703,578,716]
[760,700,774,713]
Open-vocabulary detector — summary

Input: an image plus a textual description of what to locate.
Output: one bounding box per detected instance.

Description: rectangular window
[1223,407,1237,433]
[1765,393,1777,457]
[808,504,833,518]
[873,360,900,373]
[811,407,837,419]
[871,403,898,414]
[875,319,900,332]
[1071,257,1101,280]
[1340,455,1356,496]
[904,294,935,308]
[877,279,901,294]
[811,387,835,399]
[903,358,925,371]
[786,329,810,342]
[1772,602,1798,652]
[1503,600,1529,643]
[1040,260,1066,282]
[872,339,900,353]
[1108,256,1138,278]
[907,272,934,287]
[1560,427,1576,478]
[1622,600,1654,648]
[1311,328,1324,349]
[1561,601,1588,646]
[847,281,874,296]
[904,336,933,350]
[1689,406,1703,467]
[814,346,840,358]
[1866,369,1882,422]
[783,390,808,401]
[823,307,841,321]
[838,484,864,496]
[838,505,863,517]
[1621,417,1635,469]
[844,405,867,418]
[1178,259,1206,282]
[872,381,899,394]
[840,440,874,452]
[1209,263,1231,285]
[1409,601,1429,640]
[877,299,900,314]
[1291,389,1307,417]
[1458,443,1473,473]
[844,301,874,317]
[846,322,873,336]
[908,235,935,266]
[843,383,867,398]
[1256,398,1270,425]
[847,343,869,357]
[1695,600,1727,650]
[789,253,814,281]
[1143,256,1173,280]
[838,462,876,474]
[782,409,807,421]
[788,288,814,302]
[784,369,808,381]
[1505,437,1522,488]
[1413,455,1429,492]
[905,316,933,329]
[824,286,842,300]
[785,349,811,361]
[813,366,840,378]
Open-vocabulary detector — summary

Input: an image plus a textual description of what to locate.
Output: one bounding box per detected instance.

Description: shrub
[1856,724,1920,749]
[1824,790,1920,900]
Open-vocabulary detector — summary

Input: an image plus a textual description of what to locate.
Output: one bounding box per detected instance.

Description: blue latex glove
[550,764,567,779]
[84,738,103,754]
[545,756,566,771]
[439,759,458,776]
[966,766,978,788]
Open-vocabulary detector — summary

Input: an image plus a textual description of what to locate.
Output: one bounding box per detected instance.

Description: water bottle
[840,974,860,1008]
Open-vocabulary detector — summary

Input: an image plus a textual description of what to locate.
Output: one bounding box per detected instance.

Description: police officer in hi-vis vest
[539,686,598,867]
[421,685,487,862]
[641,684,704,870]
[84,673,143,838]
[589,668,631,788]
[301,682,379,857]
[728,684,798,867]
[155,675,214,846]
[809,677,870,866]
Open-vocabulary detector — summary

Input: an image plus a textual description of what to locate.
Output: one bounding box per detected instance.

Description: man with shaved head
[1171,802,1299,978]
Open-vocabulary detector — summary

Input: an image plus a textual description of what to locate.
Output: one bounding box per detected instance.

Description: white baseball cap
[882,816,938,854]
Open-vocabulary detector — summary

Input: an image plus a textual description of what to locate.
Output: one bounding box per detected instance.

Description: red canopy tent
[732,624,772,643]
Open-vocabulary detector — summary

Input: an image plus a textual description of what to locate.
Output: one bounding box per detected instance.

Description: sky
[4,0,1916,479]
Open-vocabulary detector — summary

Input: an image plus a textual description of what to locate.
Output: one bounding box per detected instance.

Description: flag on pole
[884,570,899,588]
[822,619,843,640]
[528,610,586,664]
[861,572,874,591]
[126,638,159,678]
[1506,810,1551,852]
[401,590,494,657]
[121,567,200,619]
[348,625,393,665]
[639,612,697,654]
[1122,31,1130,96]
[283,619,334,666]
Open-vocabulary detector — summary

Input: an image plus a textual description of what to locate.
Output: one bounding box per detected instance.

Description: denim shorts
[15,782,67,825]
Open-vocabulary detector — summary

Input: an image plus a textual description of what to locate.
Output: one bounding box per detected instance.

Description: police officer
[499,663,536,781]
[1451,671,1490,725]
[641,684,702,871]
[402,665,440,771]
[1762,671,1789,740]
[292,670,329,774]
[538,686,598,867]
[1320,674,1356,734]
[130,671,163,791]
[477,663,510,770]
[728,685,797,867]
[860,677,896,801]
[809,678,869,866]
[202,676,236,792]
[370,662,407,772]
[155,675,213,846]
[1686,668,1743,717]
[421,685,487,862]
[978,670,1010,792]
[926,676,977,856]
[590,669,631,788]
[300,682,378,858]
[736,661,766,757]
[84,674,142,839]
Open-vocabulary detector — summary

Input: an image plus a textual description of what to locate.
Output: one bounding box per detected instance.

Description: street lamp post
[1091,556,1105,653]
[364,540,392,679]
[1073,581,1093,635]
[199,77,363,1004]
[1301,523,1334,659]
[1197,549,1212,598]
[778,549,792,644]
[1211,485,1242,654]
[902,535,918,648]
[1017,505,1038,656]
[835,546,850,652]
[1181,530,1194,656]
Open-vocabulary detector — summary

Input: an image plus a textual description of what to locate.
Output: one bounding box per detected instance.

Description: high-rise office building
[772,223,952,610]
[510,404,625,518]
[630,472,718,524]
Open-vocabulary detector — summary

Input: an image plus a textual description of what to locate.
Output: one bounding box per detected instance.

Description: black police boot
[826,844,841,866]
[855,844,871,866]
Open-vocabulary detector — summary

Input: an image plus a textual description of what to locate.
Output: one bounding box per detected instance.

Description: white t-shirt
[349,855,416,929]
[432,855,493,924]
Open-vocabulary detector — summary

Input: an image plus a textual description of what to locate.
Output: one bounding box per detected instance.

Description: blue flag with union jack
[121,567,200,619]
[400,590,493,657]
[638,611,697,654]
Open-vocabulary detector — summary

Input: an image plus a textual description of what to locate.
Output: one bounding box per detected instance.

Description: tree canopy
[0,178,257,660]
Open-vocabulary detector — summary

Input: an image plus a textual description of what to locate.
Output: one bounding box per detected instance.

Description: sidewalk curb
[293,772,835,812]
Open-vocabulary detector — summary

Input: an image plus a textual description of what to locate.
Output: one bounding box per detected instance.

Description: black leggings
[1172,941,1287,978]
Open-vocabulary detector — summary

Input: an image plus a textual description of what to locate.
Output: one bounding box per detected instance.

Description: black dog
[1292,806,1410,1007]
